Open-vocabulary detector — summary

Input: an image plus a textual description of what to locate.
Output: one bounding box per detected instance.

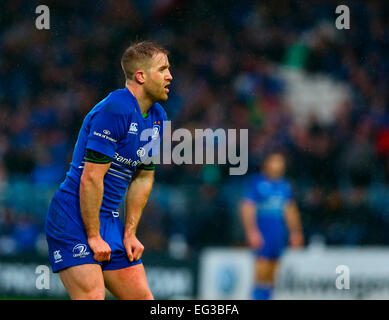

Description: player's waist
[256,212,285,223]
[57,179,125,217]
[257,209,284,216]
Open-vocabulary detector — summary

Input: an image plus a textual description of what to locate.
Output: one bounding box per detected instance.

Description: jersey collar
[125,87,155,120]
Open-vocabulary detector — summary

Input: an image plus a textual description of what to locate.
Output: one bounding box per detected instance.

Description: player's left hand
[123,234,144,262]
[289,230,304,248]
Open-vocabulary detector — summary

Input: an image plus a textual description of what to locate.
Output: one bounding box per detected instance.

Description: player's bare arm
[123,168,154,262]
[239,200,264,250]
[284,200,304,248]
[80,160,112,262]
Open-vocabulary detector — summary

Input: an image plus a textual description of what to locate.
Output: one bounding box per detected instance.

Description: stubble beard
[146,85,168,103]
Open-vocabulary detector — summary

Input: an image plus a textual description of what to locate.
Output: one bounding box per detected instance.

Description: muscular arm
[80,161,110,237]
[123,168,154,261]
[284,201,304,247]
[79,152,112,262]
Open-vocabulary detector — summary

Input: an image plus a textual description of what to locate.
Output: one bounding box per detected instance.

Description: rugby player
[45,41,172,299]
[240,152,304,300]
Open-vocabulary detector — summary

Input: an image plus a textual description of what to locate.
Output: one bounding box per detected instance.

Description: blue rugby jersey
[59,87,167,215]
[242,174,293,220]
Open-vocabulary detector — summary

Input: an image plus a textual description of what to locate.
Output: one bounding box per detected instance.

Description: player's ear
[134,70,145,84]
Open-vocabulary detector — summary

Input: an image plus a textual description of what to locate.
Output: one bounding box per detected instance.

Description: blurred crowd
[1,0,389,256]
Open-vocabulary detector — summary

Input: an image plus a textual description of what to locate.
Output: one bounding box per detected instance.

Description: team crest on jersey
[128,122,138,134]
[151,125,160,140]
[72,244,90,258]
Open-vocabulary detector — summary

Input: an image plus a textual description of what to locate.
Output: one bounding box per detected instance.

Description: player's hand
[88,236,112,262]
[247,229,264,250]
[289,230,304,248]
[123,234,144,262]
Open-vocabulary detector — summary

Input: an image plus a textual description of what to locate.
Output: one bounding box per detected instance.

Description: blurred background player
[240,152,304,300]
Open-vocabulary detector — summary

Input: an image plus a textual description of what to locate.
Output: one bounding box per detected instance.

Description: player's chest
[115,115,161,163]
[256,182,286,202]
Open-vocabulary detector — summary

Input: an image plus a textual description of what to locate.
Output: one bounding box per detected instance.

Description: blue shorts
[254,216,288,260]
[45,190,142,273]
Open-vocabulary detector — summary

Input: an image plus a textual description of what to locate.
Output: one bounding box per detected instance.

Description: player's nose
[166,70,173,81]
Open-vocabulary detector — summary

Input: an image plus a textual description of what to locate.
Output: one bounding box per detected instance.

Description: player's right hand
[88,236,111,262]
[247,229,264,250]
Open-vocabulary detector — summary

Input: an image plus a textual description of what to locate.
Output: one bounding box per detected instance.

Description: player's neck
[126,83,153,114]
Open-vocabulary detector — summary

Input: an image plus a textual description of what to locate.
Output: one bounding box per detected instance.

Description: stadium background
[1,0,389,299]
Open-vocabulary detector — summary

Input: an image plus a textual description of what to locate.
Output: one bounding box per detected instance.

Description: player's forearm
[284,202,303,232]
[240,201,260,234]
[80,175,104,238]
[124,173,154,237]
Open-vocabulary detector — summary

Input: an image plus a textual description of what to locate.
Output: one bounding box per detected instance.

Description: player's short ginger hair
[121,41,169,81]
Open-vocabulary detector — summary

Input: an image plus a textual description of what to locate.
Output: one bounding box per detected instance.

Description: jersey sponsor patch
[114,152,141,167]
[93,131,117,143]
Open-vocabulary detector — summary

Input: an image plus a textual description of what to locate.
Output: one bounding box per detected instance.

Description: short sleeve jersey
[59,87,167,214]
[242,174,293,218]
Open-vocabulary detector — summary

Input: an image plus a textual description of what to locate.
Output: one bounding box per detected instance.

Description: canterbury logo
[128,123,138,134]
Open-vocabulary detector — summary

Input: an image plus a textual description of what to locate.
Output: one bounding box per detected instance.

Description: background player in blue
[240,152,304,300]
[45,41,172,299]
